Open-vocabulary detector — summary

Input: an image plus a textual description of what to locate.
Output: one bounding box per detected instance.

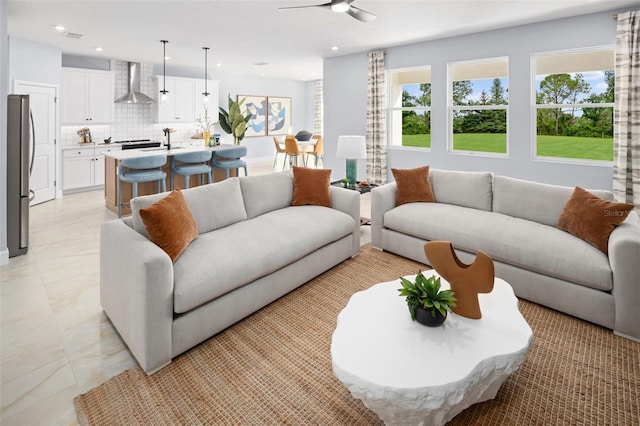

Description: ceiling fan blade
[346,5,377,22]
[279,2,332,10]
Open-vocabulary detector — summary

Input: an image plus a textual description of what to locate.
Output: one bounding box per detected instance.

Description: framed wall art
[267,96,292,136]
[238,95,267,137]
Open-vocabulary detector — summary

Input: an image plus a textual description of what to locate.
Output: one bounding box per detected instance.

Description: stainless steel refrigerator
[7,94,34,257]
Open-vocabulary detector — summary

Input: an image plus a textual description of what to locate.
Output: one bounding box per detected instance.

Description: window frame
[531,45,615,165]
[447,56,510,158]
[386,65,432,151]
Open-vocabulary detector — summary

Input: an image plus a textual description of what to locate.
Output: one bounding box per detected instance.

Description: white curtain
[613,10,640,210]
[314,80,323,135]
[366,50,387,184]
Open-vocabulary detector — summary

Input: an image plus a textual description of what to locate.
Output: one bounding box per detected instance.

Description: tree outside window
[388,67,431,148]
[449,58,509,155]
[534,48,614,162]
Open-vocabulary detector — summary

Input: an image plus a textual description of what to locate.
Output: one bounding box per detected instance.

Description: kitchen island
[103,144,242,216]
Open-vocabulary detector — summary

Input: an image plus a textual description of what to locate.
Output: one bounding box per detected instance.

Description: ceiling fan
[279,0,377,23]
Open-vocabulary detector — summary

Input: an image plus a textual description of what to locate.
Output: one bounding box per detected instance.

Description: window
[534,47,614,162]
[449,58,509,155]
[388,67,431,148]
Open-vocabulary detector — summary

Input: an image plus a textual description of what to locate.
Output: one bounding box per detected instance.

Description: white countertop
[102,144,239,160]
[61,142,115,150]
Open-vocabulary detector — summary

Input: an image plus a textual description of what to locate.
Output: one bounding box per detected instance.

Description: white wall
[1,1,9,264]
[324,10,626,189]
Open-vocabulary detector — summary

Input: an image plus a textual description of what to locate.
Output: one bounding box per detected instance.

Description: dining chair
[273,137,287,170]
[118,155,167,217]
[284,135,306,168]
[170,151,213,190]
[305,135,324,168]
[211,146,248,179]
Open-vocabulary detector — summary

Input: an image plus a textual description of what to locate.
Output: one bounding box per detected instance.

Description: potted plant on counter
[219,95,252,145]
[196,106,214,147]
[398,271,457,327]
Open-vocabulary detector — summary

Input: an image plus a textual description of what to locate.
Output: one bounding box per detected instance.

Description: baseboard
[0,247,8,265]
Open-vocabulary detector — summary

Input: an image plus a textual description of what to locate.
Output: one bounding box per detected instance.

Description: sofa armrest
[100,219,175,374]
[330,186,361,255]
[609,211,640,341]
[371,182,397,249]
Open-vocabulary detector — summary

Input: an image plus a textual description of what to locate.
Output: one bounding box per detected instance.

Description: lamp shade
[336,135,366,159]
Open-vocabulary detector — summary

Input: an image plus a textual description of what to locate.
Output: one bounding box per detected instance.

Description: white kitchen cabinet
[62,145,121,192]
[61,68,114,124]
[155,76,195,123]
[155,76,219,124]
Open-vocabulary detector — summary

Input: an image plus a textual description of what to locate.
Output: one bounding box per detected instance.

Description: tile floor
[0,158,371,425]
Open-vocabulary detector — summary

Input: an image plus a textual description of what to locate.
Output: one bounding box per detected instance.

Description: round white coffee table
[331,271,533,426]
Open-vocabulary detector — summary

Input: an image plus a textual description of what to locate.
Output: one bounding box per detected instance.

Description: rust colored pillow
[139,189,198,262]
[391,166,435,206]
[291,166,332,207]
[557,186,633,253]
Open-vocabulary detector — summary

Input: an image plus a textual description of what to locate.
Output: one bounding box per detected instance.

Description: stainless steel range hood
[114,62,155,104]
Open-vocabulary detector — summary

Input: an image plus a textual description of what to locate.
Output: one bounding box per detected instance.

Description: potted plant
[341,178,349,188]
[219,95,252,145]
[398,271,457,327]
[196,106,214,146]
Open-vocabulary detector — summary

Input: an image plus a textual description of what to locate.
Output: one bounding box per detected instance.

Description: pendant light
[202,47,210,103]
[160,40,169,103]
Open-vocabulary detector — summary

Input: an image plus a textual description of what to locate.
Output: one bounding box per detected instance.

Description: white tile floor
[0,158,371,425]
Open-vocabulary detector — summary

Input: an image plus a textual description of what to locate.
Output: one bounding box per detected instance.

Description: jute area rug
[75,245,639,425]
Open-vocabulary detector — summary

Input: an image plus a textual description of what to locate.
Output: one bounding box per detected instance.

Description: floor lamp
[336,135,367,185]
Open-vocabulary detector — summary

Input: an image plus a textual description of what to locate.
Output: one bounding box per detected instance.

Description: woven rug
[75,245,640,425]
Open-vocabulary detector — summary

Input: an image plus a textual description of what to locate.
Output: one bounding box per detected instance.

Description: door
[14,81,58,205]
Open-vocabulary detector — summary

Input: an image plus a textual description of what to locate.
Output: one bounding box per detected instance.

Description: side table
[331,181,378,225]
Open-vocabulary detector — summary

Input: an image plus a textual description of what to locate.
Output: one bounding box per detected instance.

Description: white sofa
[371,169,640,341]
[101,170,361,374]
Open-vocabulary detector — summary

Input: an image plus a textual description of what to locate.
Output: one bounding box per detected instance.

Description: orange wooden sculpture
[423,241,495,319]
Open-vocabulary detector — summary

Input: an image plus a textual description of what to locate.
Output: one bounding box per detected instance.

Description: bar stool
[170,151,213,190]
[118,155,167,217]
[211,146,248,179]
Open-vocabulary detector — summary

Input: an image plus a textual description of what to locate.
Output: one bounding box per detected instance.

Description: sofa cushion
[429,169,493,211]
[384,203,612,292]
[239,170,293,219]
[172,206,355,314]
[391,166,434,205]
[139,189,198,262]
[492,176,614,227]
[131,178,247,237]
[557,187,634,253]
[291,166,331,207]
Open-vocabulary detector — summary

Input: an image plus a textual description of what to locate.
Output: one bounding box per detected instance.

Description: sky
[403,70,610,104]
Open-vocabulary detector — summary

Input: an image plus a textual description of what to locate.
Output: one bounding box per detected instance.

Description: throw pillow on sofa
[557,186,633,253]
[291,166,332,207]
[139,189,198,262]
[391,165,435,206]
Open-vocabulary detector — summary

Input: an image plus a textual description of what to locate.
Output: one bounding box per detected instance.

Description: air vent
[253,62,269,66]
[63,32,84,39]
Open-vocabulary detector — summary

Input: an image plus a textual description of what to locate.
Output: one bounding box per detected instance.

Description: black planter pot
[415,307,447,327]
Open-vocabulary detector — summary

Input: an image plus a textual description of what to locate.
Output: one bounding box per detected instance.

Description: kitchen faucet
[162,128,171,150]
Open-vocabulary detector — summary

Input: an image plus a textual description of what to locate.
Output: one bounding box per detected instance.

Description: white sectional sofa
[101,170,361,374]
[371,169,640,341]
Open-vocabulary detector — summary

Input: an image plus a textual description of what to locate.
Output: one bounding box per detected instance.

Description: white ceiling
[7,0,637,81]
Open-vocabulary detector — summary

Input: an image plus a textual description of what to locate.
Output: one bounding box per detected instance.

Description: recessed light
[164,56,170,60]
[254,62,269,66]
[95,47,103,52]
[216,63,222,67]
[331,46,339,51]
[54,25,65,31]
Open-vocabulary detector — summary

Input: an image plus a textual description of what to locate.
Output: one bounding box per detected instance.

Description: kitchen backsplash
[60,60,199,145]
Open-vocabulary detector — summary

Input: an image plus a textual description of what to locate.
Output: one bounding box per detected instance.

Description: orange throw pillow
[557,187,633,253]
[291,166,332,207]
[139,189,198,262]
[391,166,435,206]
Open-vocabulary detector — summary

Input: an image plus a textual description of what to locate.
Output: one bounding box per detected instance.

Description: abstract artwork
[267,97,292,136]
[238,95,267,137]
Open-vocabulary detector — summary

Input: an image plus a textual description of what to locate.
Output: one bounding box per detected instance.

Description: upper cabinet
[155,76,218,124]
[61,68,114,124]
